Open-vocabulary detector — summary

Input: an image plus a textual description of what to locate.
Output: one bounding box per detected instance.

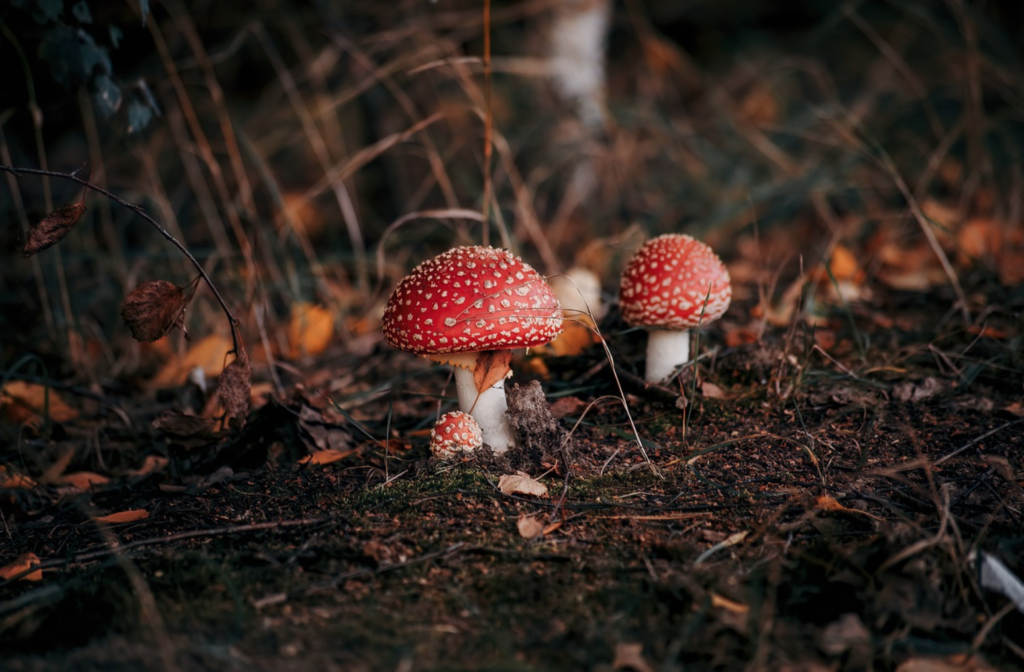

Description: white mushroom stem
[644,329,691,384]
[452,365,515,453]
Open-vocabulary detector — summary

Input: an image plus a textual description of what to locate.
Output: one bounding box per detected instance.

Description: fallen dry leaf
[724,327,759,348]
[22,200,86,256]
[612,642,655,672]
[543,321,598,356]
[814,495,881,521]
[92,509,150,524]
[152,410,216,437]
[473,350,512,395]
[287,302,334,358]
[549,395,586,420]
[0,466,36,489]
[542,521,563,536]
[701,381,726,399]
[1,380,79,423]
[58,472,109,490]
[0,552,43,582]
[710,591,750,614]
[516,514,544,539]
[125,455,169,477]
[895,655,999,672]
[818,244,861,283]
[297,449,357,466]
[820,613,870,656]
[152,333,234,388]
[40,447,76,484]
[519,356,550,379]
[1003,401,1024,417]
[498,471,549,497]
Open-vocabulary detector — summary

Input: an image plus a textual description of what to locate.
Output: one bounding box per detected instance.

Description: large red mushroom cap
[382,246,563,358]
[430,411,483,457]
[619,234,731,329]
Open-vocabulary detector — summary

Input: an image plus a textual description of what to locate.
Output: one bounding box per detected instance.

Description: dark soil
[2,286,1022,672]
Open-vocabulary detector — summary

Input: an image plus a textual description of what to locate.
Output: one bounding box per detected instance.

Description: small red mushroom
[619,234,731,383]
[429,411,483,458]
[382,246,562,452]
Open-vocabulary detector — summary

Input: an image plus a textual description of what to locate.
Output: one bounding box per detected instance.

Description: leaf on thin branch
[473,350,512,394]
[213,340,252,429]
[22,201,86,256]
[121,278,198,342]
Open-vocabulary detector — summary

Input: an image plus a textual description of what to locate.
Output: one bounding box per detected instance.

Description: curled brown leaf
[215,341,251,429]
[22,201,87,256]
[121,278,198,342]
[473,350,512,394]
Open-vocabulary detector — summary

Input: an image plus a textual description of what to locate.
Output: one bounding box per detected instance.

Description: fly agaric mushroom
[430,411,483,458]
[619,234,731,383]
[382,246,562,452]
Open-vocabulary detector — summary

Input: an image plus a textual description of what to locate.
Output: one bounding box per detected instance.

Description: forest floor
[1,275,1022,672]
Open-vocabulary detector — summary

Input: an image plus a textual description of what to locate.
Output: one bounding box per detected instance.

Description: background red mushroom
[619,234,732,383]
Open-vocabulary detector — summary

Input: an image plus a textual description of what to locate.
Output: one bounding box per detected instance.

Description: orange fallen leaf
[40,447,76,484]
[700,381,726,399]
[287,302,335,358]
[814,330,837,350]
[279,191,327,237]
[543,321,598,356]
[724,327,758,348]
[895,654,999,672]
[1003,401,1024,417]
[0,552,43,582]
[814,495,881,521]
[542,521,563,536]
[125,455,169,477]
[967,325,1007,340]
[817,244,860,283]
[612,642,655,672]
[549,396,586,420]
[516,514,544,539]
[152,333,234,389]
[710,591,750,613]
[0,466,36,489]
[297,449,357,466]
[92,509,149,524]
[519,356,550,379]
[58,472,110,490]
[955,218,988,261]
[0,381,79,423]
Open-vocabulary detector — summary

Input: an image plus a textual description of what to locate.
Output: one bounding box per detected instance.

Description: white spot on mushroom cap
[618,234,732,330]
